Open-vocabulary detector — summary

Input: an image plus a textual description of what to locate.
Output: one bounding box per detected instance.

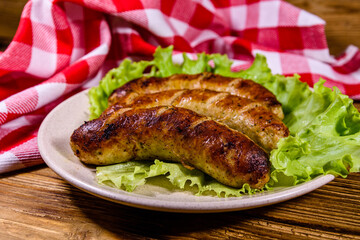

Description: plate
[38,90,334,213]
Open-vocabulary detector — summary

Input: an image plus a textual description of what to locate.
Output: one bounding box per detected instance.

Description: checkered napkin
[0,0,359,174]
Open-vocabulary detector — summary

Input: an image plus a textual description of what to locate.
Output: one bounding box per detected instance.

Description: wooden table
[1,0,360,239]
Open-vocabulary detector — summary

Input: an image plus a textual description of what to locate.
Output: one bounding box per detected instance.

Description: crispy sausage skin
[70,106,270,189]
[108,73,284,119]
[105,89,289,152]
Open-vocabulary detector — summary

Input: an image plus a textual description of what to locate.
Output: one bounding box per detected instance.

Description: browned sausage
[104,89,289,152]
[108,72,284,119]
[70,106,270,189]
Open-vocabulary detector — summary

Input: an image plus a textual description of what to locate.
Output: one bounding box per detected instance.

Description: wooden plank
[0,0,27,50]
[0,167,359,239]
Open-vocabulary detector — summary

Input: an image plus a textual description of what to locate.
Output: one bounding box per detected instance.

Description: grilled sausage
[108,72,284,119]
[104,89,289,152]
[70,106,270,189]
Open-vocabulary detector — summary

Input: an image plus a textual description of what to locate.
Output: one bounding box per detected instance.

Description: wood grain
[0,0,27,51]
[0,167,359,240]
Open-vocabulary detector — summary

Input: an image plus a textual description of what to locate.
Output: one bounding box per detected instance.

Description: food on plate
[75,46,360,197]
[105,88,289,152]
[108,72,284,120]
[70,106,270,189]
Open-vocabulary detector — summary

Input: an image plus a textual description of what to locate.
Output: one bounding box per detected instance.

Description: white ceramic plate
[38,90,334,213]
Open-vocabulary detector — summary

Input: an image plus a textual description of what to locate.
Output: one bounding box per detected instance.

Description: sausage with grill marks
[70,106,270,189]
[108,72,284,119]
[105,89,289,152]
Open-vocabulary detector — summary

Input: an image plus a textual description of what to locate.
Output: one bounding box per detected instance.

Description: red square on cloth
[112,0,143,12]
[189,4,214,29]
[13,17,33,46]
[278,27,304,50]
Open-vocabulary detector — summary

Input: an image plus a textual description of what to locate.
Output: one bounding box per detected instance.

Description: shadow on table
[68,186,274,239]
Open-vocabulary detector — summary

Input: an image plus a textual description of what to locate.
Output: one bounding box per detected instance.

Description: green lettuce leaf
[88,59,152,119]
[269,81,360,185]
[92,46,360,196]
[97,160,258,197]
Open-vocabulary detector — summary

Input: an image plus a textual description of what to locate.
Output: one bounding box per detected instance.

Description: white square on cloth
[258,1,280,28]
[30,0,55,27]
[145,9,174,38]
[26,47,57,78]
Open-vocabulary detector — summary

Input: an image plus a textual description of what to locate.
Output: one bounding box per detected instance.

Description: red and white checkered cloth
[1,0,359,174]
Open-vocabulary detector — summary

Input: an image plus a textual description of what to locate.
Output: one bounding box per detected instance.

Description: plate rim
[38,89,335,213]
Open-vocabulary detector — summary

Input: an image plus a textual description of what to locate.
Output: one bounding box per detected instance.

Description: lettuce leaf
[269,81,360,186]
[96,160,257,197]
[88,59,152,119]
[92,46,360,196]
